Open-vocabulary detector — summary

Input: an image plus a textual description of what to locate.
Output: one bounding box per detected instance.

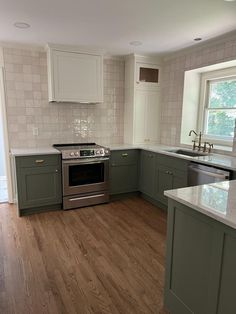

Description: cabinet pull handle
[122,153,128,157]
[35,159,44,163]
[111,163,116,166]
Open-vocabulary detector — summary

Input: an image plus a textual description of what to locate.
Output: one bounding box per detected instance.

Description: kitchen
[0,0,236,313]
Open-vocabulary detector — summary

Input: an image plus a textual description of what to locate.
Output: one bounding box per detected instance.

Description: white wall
[160,31,236,146]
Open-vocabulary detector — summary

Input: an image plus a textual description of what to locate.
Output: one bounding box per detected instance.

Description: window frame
[198,67,236,147]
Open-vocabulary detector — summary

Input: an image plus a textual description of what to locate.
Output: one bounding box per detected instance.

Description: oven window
[69,163,104,186]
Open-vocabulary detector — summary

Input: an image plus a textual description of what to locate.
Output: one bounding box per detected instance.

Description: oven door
[63,157,109,196]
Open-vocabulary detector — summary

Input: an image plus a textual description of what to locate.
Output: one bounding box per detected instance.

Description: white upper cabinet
[124,54,161,145]
[47,44,103,103]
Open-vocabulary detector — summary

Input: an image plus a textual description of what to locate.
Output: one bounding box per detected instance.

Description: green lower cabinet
[110,163,138,194]
[138,151,189,206]
[109,150,139,195]
[155,165,173,205]
[154,156,189,206]
[139,150,156,198]
[165,199,236,314]
[15,155,62,215]
[217,234,236,314]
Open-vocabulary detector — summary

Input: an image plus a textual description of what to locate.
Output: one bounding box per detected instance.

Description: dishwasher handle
[189,166,230,180]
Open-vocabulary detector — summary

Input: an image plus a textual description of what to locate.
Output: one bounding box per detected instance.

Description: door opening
[0,65,12,204]
[0,71,8,203]
[0,117,7,202]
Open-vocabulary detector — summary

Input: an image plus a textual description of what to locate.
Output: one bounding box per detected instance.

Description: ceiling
[1,0,236,55]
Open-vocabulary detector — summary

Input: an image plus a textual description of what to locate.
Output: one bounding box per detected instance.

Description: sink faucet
[188,130,203,151]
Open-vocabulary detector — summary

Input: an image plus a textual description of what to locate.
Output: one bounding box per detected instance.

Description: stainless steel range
[53,143,110,210]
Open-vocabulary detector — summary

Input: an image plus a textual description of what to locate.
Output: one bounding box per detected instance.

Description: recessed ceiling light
[194,37,202,41]
[224,0,235,2]
[14,22,30,29]
[129,41,142,46]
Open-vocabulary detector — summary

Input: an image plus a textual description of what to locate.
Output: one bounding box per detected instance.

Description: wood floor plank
[0,197,169,314]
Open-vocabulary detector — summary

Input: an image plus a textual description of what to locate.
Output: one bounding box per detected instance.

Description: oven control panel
[80,149,95,157]
[62,147,110,159]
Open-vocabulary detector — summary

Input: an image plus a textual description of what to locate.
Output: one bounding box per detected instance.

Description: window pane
[206,109,236,137]
[208,79,236,109]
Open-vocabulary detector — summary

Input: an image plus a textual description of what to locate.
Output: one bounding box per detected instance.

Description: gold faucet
[188,130,203,151]
[189,130,213,153]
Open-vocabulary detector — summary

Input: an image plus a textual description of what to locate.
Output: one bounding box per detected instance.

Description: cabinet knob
[55,169,58,172]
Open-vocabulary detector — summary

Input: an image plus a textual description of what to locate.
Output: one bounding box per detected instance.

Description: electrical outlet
[33,127,39,136]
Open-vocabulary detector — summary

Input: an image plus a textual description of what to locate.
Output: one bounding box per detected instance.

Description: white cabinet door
[134,90,147,143]
[146,91,160,143]
[134,90,160,144]
[48,49,103,103]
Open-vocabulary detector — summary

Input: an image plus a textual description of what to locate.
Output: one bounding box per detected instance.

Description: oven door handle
[63,157,109,165]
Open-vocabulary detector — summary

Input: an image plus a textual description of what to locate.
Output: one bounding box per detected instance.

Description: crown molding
[0,41,45,51]
[163,29,236,61]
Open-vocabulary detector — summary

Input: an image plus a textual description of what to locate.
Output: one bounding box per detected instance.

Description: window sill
[213,145,232,152]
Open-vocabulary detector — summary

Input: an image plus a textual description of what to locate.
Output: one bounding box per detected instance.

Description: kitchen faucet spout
[189,130,198,137]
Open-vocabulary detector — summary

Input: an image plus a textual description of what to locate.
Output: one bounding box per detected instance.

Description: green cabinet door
[110,164,138,194]
[139,150,156,198]
[217,233,236,314]
[165,200,224,314]
[110,150,139,195]
[17,165,62,209]
[154,154,189,206]
[155,165,173,205]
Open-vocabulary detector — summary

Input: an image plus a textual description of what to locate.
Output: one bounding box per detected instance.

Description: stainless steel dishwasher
[188,162,231,186]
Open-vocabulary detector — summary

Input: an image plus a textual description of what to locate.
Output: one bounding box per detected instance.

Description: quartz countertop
[164,180,236,230]
[11,147,60,156]
[109,143,236,171]
[10,143,236,171]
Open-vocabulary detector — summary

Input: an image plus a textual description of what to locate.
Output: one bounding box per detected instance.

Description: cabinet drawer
[16,154,61,168]
[157,164,187,179]
[156,154,189,172]
[110,150,139,165]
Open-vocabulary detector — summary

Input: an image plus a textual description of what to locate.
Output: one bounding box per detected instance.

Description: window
[199,68,236,146]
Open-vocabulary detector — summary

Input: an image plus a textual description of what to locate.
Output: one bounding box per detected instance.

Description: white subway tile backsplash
[3,48,124,148]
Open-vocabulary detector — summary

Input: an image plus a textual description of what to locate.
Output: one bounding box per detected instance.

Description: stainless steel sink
[166,149,207,157]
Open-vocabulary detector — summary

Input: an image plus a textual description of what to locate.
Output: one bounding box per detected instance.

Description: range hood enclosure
[47,44,103,103]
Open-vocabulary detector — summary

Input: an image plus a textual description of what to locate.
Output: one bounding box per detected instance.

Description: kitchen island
[164,180,236,314]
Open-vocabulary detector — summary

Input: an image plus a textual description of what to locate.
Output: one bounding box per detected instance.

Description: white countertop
[110,143,236,171]
[11,147,60,156]
[164,180,236,230]
[10,143,236,171]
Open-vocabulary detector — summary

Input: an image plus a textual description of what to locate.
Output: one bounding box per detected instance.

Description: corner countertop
[164,180,236,230]
[109,143,236,171]
[10,143,236,171]
[11,147,60,156]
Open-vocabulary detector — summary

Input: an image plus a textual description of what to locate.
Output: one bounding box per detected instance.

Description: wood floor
[0,196,168,314]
